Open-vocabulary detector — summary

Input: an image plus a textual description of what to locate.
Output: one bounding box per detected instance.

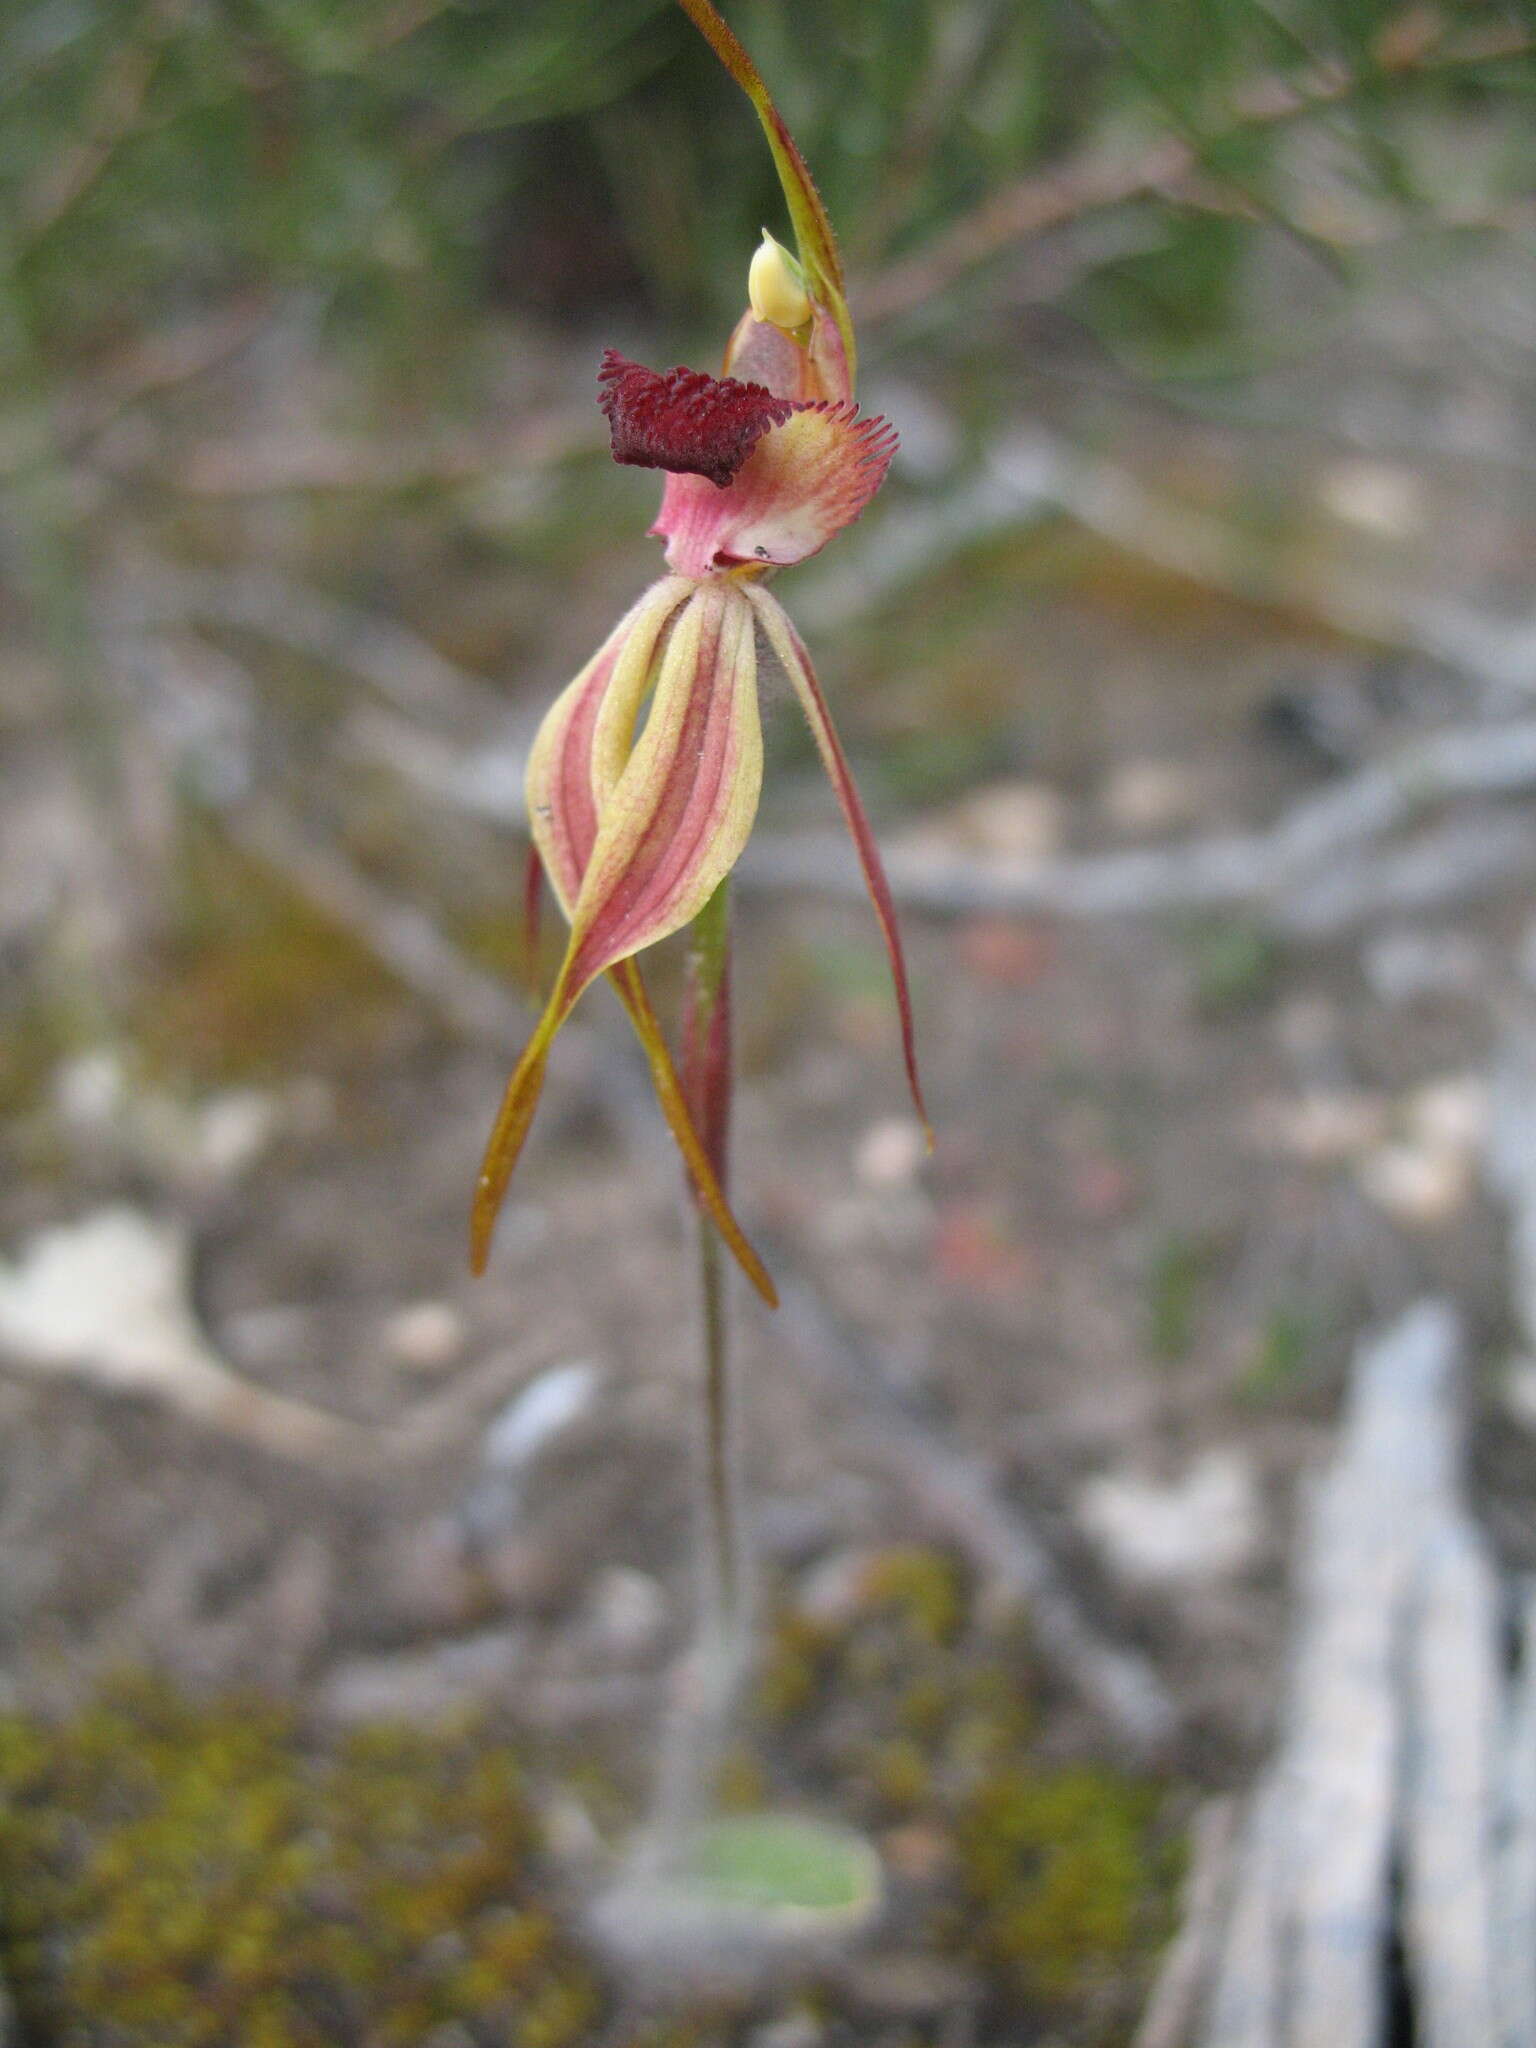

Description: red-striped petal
[561,577,762,992]
[526,578,692,915]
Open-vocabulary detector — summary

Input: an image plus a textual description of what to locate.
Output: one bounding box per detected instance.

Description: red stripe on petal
[599,350,793,488]
[746,585,931,1143]
[479,582,775,1295]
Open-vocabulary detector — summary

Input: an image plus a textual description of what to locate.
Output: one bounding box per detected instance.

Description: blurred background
[0,1,1534,2042]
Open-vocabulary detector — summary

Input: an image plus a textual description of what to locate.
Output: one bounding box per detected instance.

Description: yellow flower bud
[748,230,811,332]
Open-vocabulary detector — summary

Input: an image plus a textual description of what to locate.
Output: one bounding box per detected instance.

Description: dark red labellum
[598,349,794,489]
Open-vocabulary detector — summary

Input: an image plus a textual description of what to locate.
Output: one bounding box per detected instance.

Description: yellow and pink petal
[561,575,762,991]
[525,575,692,914]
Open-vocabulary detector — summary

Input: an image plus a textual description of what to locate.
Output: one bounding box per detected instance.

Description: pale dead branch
[1164,1223,1525,2047]
[1403,1510,1502,2047]
[1133,1799,1241,2048]
[1496,1581,1536,2048]
[743,714,1536,932]
[113,563,504,727]
[1200,1300,1478,2048]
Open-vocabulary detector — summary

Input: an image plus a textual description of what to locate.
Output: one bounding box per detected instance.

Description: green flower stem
[686,877,745,1672]
[697,1205,740,1656]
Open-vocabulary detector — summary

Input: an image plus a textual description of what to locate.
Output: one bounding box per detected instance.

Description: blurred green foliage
[1,0,673,355]
[4,0,1531,389]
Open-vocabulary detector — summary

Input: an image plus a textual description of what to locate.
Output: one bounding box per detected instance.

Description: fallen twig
[1486,1029,1536,1360]
[225,795,525,1047]
[1133,1798,1240,2048]
[1403,1509,1501,2048]
[1175,1297,1519,2047]
[742,710,1536,931]
[799,424,1536,695]
[1496,1580,1536,2048]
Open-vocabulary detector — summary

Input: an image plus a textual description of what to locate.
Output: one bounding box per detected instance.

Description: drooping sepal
[744,583,930,1144]
[610,957,773,1305]
[469,1005,562,1276]
[470,953,775,1306]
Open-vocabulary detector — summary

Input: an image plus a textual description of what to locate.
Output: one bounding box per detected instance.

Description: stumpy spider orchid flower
[471,0,928,1305]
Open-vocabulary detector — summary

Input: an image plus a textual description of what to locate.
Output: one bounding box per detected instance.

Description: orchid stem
[697,1202,742,1662]
[686,876,746,1674]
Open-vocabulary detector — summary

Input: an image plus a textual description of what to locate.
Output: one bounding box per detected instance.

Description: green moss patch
[0,1680,599,2048]
[0,1550,1184,2047]
[749,1545,1183,2043]
[959,1766,1181,2007]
